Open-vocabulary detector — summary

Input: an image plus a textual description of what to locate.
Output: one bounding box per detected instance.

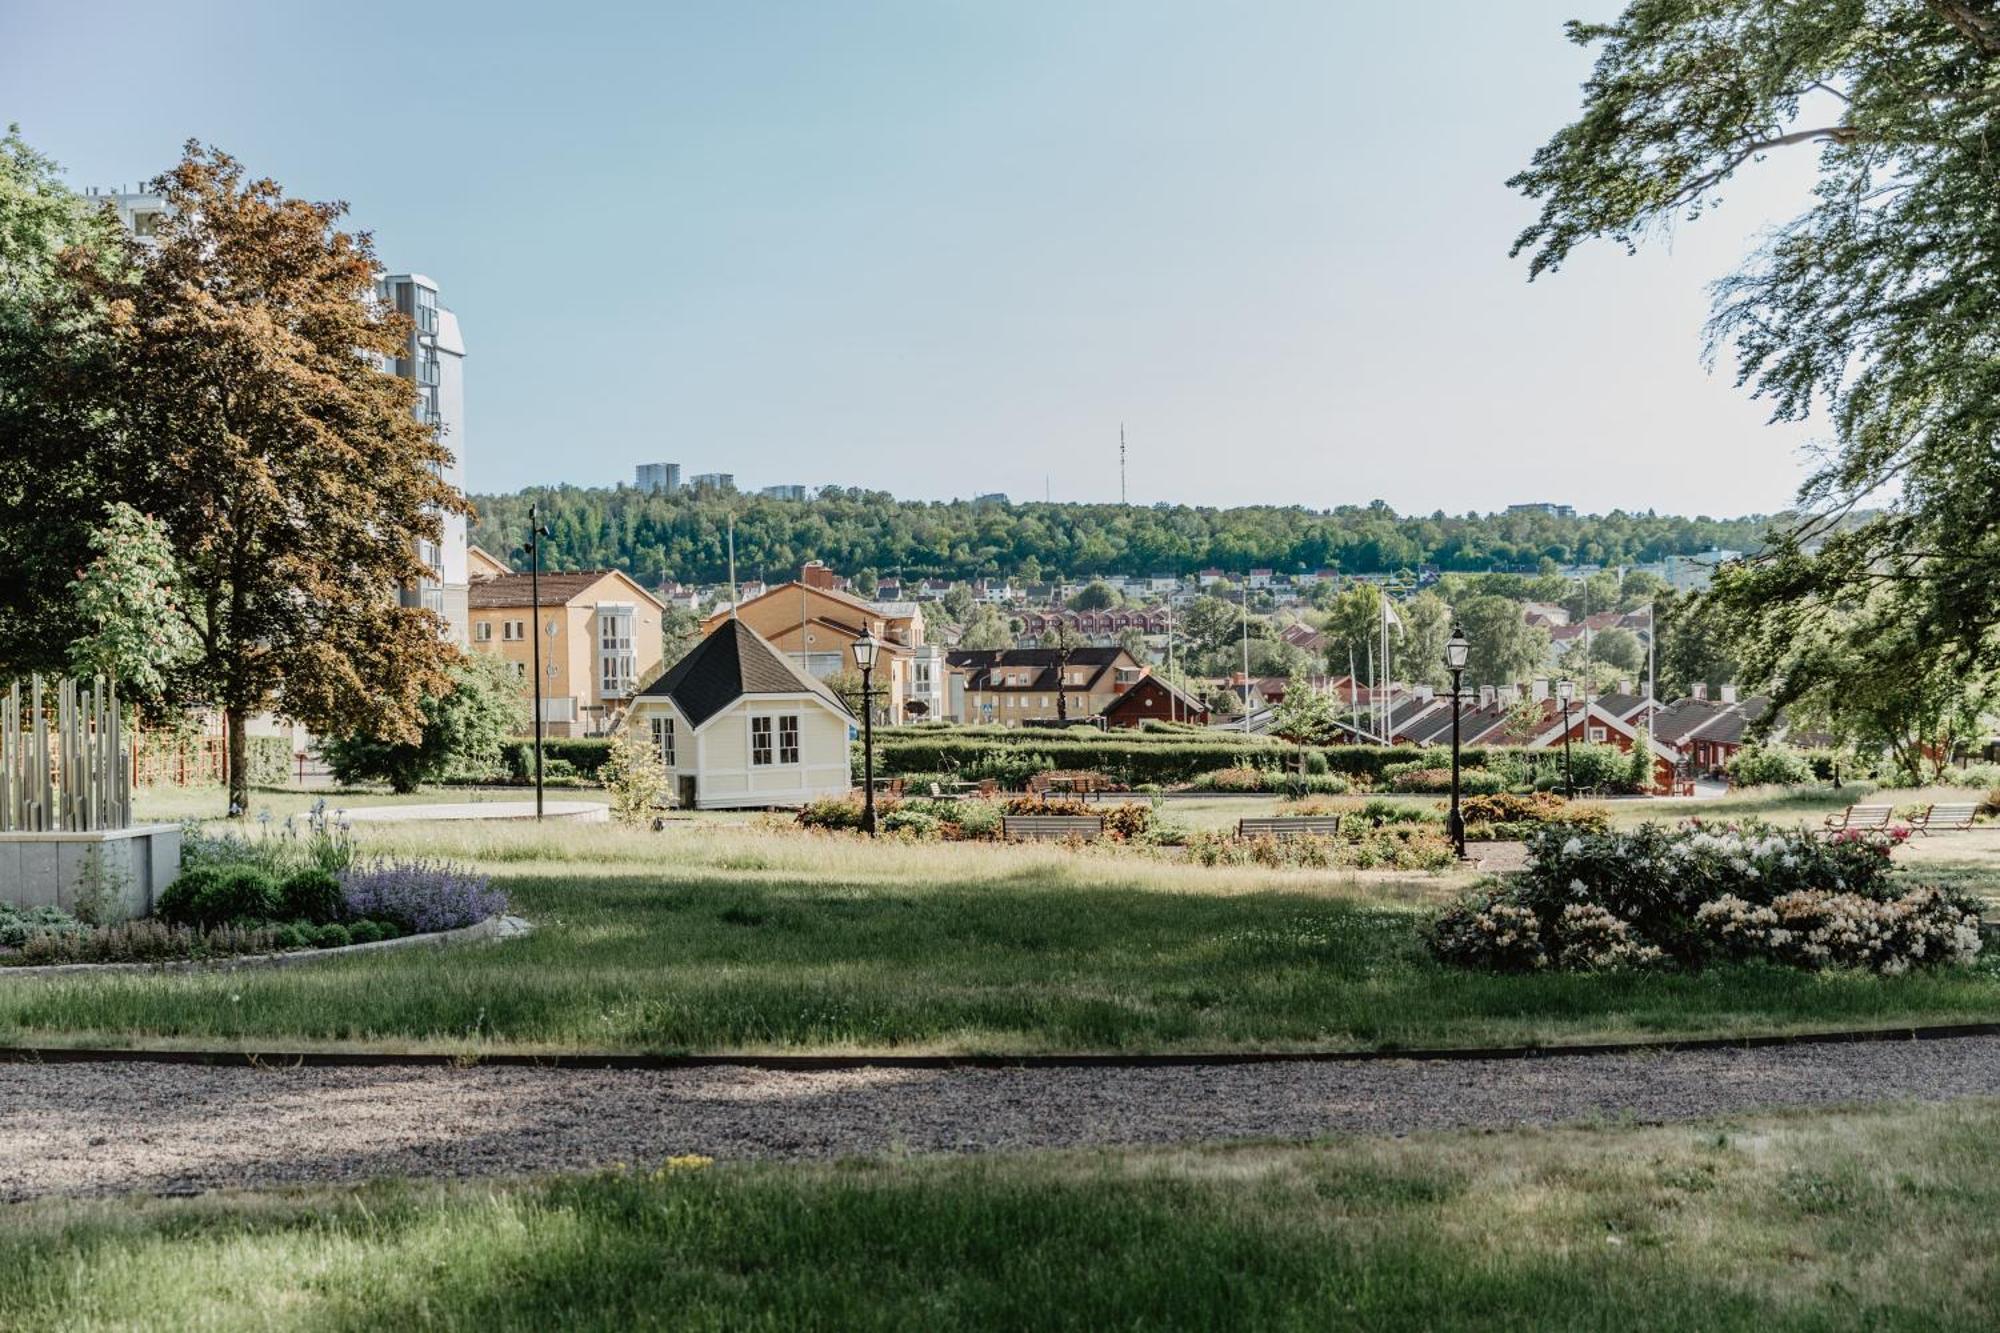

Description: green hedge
[868,736,1516,786]
[498,738,613,782]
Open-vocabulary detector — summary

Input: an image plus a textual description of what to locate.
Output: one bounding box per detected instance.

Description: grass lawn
[5,1100,2000,1329]
[0,789,1993,1057]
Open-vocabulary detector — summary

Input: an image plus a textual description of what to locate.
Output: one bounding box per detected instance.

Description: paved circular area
[6,1036,2000,1199]
[340,800,608,823]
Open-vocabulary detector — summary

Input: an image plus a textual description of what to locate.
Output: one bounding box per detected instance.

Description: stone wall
[0,825,181,921]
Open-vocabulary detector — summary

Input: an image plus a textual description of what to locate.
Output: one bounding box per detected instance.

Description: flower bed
[3,818,508,967]
[1454,792,1611,841]
[1429,819,1981,975]
[1186,825,1456,871]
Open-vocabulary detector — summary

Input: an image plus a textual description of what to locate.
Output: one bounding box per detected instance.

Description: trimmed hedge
[869,734,1517,786]
[498,738,613,782]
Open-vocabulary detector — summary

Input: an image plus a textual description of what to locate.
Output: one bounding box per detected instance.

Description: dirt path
[5,1038,2000,1200]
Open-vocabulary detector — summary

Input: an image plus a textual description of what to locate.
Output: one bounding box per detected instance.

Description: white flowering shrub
[1428,818,1984,975]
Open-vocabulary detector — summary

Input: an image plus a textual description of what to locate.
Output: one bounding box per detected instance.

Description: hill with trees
[469,485,1770,585]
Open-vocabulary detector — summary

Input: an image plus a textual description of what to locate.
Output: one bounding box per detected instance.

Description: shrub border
[0,914,530,979]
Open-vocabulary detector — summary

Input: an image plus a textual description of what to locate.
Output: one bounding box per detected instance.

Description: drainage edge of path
[8,1020,2000,1073]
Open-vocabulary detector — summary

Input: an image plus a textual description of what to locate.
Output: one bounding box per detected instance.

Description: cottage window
[1588,726,1607,743]
[751,716,774,765]
[778,715,800,765]
[651,716,675,767]
[475,622,492,642]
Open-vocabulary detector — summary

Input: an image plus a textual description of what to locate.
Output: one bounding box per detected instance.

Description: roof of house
[636,619,851,728]
[1101,673,1207,718]
[947,647,1134,694]
[1650,697,1727,745]
[1592,692,1649,722]
[1686,697,1771,746]
[468,569,663,611]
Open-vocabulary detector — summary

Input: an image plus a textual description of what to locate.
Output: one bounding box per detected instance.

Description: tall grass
[6,1102,2000,1329]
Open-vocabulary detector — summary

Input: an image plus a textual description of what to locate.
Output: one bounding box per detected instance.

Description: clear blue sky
[5,1,1820,515]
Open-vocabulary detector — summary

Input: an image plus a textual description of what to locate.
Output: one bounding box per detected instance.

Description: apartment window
[751,716,774,766]
[1588,727,1607,743]
[598,604,636,697]
[778,715,800,765]
[420,586,445,617]
[415,285,438,336]
[476,622,492,642]
[651,716,675,767]
[513,662,526,679]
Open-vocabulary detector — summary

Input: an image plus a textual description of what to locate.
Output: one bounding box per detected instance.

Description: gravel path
[7,1038,2000,1200]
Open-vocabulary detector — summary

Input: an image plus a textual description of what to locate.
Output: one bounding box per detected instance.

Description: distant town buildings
[689,472,735,492]
[1507,502,1578,519]
[635,463,682,493]
[759,484,809,501]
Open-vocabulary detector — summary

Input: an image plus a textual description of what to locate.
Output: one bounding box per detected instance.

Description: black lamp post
[1556,677,1576,799]
[852,629,881,838]
[1445,626,1470,859]
[523,504,552,821]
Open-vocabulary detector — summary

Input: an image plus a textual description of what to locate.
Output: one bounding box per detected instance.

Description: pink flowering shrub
[1428,818,1982,974]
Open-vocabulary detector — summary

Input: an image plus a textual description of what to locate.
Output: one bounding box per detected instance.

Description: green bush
[0,903,83,948]
[881,809,942,839]
[347,920,386,945]
[499,738,613,783]
[278,869,343,925]
[1727,744,1815,788]
[273,922,314,950]
[158,865,280,928]
[1385,766,1506,795]
[314,923,354,950]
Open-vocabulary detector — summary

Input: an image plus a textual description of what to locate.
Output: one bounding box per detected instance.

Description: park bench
[1002,814,1105,842]
[1823,804,1895,833]
[1911,803,1982,835]
[1237,816,1347,841]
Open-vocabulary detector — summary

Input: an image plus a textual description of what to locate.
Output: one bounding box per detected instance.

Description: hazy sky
[5,1,1825,516]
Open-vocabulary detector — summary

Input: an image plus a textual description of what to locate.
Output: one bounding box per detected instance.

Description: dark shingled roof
[637,619,851,728]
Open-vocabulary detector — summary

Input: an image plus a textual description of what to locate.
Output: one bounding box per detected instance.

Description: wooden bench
[1823,804,1895,832]
[1912,803,1981,835]
[1002,814,1105,842]
[1237,816,1346,841]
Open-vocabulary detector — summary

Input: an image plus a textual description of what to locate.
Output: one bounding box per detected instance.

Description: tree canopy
[1514,1,2000,735]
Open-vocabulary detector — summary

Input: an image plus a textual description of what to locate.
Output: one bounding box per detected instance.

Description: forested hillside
[469,485,1771,584]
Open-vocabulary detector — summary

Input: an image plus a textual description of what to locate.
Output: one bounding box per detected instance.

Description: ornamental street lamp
[523,505,553,821]
[1556,677,1576,800]
[1445,627,1471,859]
[851,629,881,838]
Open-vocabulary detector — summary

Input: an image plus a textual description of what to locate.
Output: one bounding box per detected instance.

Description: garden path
[6,1036,2000,1199]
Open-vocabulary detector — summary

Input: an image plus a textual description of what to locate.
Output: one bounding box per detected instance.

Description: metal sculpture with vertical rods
[0,676,132,832]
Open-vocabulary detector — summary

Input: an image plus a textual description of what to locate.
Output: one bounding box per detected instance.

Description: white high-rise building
[379,273,471,644]
[636,463,682,493]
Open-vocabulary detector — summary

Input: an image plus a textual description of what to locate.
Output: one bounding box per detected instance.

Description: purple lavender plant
[339,858,506,933]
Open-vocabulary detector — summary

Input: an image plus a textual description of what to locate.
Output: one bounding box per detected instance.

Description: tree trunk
[226,708,249,817]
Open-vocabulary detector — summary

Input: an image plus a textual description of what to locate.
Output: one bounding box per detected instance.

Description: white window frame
[778,714,800,765]
[751,715,774,766]
[651,715,676,767]
[475,622,493,642]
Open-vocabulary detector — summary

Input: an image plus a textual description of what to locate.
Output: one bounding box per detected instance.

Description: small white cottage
[623,619,855,810]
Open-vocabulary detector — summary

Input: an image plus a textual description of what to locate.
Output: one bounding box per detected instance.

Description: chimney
[1719,683,1738,705]
[1499,685,1520,706]
[1531,679,1550,702]
[1692,682,1708,701]
[1479,685,1496,708]
[800,561,836,590]
[1619,679,1634,695]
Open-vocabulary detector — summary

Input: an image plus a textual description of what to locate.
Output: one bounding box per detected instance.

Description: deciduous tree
[63,143,471,812]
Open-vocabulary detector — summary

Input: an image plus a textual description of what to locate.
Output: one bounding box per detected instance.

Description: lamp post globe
[851,630,880,837]
[1444,627,1470,859]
